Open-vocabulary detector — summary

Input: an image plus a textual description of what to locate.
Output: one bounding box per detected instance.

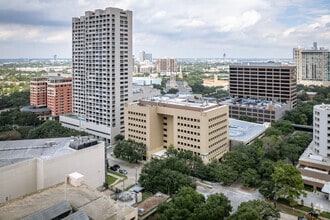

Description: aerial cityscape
[0,0,330,219]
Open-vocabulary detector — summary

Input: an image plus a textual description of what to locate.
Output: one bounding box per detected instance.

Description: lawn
[107,175,117,185]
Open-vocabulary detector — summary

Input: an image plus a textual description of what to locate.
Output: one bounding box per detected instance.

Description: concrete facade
[229,65,297,109]
[0,139,105,203]
[156,58,178,73]
[298,104,330,190]
[125,97,229,163]
[69,7,133,144]
[294,45,330,86]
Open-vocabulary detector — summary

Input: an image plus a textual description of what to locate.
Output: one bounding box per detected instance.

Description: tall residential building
[47,77,72,116]
[293,43,330,86]
[156,58,178,73]
[125,97,229,164]
[29,76,72,117]
[298,104,330,191]
[61,7,132,144]
[30,77,48,108]
[229,65,297,108]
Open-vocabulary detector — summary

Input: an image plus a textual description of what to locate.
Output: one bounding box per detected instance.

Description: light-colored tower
[313,104,330,158]
[71,7,132,144]
[293,43,330,86]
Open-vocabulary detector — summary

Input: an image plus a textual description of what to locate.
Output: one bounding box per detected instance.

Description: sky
[0,0,329,59]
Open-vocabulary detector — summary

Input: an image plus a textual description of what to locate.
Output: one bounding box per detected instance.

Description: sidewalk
[299,191,330,213]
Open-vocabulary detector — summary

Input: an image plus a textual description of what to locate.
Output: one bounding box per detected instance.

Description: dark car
[118,168,128,175]
[110,164,120,171]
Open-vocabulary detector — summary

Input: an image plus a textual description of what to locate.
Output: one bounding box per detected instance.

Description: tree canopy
[272,163,306,206]
[155,187,232,220]
[229,200,280,220]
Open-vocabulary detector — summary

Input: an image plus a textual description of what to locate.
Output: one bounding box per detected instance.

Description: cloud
[0,0,329,58]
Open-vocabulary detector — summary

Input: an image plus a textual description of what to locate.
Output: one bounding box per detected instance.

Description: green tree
[139,159,195,195]
[155,187,205,220]
[193,193,232,220]
[241,168,260,188]
[229,200,280,220]
[113,139,146,162]
[114,134,124,142]
[281,143,301,165]
[216,164,239,185]
[272,164,306,206]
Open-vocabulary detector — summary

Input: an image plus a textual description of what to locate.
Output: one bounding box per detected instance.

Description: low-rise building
[298,104,330,194]
[125,96,229,163]
[219,97,291,123]
[0,182,137,219]
[229,118,269,148]
[0,137,105,203]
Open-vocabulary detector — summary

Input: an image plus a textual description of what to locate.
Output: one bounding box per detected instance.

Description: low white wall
[0,142,105,203]
[0,159,38,203]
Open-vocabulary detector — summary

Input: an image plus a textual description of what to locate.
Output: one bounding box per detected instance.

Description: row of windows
[178,123,200,129]
[127,128,146,135]
[128,111,146,116]
[177,135,200,143]
[177,142,201,149]
[209,125,227,136]
[127,117,146,123]
[209,119,227,129]
[127,123,146,129]
[209,137,227,149]
[177,116,200,122]
[127,134,146,142]
[209,131,227,142]
[177,129,200,136]
[208,113,227,122]
[209,143,227,156]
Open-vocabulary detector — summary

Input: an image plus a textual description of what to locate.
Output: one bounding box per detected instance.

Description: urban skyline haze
[0,0,329,59]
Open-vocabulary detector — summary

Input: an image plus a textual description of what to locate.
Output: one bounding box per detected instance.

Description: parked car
[110,164,120,171]
[118,168,128,175]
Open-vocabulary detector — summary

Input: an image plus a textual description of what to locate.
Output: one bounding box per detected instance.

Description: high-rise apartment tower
[62,7,132,144]
[293,43,330,86]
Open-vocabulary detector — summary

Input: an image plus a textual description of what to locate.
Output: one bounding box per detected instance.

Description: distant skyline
[0,0,329,59]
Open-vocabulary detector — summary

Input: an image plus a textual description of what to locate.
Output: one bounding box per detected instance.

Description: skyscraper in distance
[61,7,132,144]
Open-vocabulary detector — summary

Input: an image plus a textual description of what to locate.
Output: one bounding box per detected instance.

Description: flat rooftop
[0,137,96,167]
[136,96,222,112]
[299,142,330,167]
[219,97,289,110]
[229,118,269,143]
[0,183,136,220]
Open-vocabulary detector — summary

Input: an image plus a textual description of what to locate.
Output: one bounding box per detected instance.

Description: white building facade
[62,7,133,144]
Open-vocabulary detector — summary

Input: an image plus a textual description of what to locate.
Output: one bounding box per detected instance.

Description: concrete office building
[298,104,330,192]
[60,7,132,144]
[125,97,229,163]
[229,65,297,109]
[156,58,178,73]
[294,43,330,86]
[0,137,105,203]
[219,97,291,124]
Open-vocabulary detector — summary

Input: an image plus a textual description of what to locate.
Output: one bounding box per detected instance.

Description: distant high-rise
[61,7,132,144]
[293,43,330,86]
[229,64,297,108]
[156,58,178,73]
[139,50,152,62]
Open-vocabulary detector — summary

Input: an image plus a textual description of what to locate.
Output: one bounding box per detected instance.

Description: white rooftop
[0,137,76,167]
[229,118,269,143]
